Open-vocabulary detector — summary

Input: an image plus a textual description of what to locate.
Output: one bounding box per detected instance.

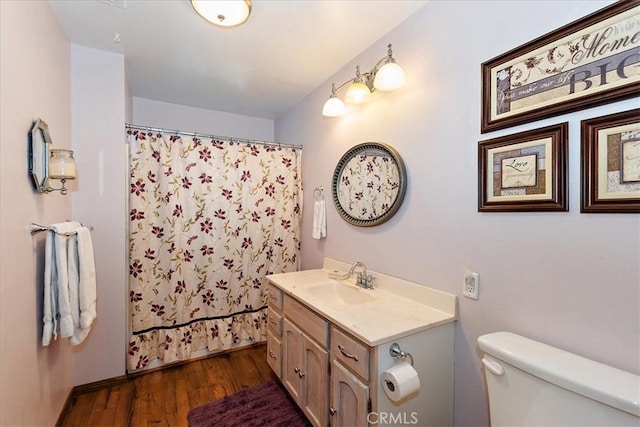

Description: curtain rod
[125,124,303,150]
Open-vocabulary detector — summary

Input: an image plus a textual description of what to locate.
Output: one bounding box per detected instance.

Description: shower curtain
[126,129,302,372]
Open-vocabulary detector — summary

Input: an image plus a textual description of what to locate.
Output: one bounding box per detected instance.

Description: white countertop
[266,264,456,347]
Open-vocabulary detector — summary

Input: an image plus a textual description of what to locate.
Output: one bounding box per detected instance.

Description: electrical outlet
[463,271,479,300]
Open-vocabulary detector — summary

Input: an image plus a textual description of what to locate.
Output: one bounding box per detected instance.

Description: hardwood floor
[59,344,276,427]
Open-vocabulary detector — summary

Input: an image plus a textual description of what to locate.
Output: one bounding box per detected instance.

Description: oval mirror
[332,142,407,227]
[28,118,52,193]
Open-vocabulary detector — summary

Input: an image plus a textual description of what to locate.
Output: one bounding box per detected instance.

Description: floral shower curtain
[126,129,302,372]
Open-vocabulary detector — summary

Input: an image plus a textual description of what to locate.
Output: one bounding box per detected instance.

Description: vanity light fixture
[48,149,77,195]
[190,0,252,28]
[322,83,347,117]
[28,119,77,195]
[322,44,406,118]
[344,66,372,104]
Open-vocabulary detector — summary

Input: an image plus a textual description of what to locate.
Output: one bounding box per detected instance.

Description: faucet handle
[365,274,374,289]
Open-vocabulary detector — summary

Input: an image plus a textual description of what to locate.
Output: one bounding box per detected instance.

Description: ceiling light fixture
[322,44,405,118]
[190,0,252,28]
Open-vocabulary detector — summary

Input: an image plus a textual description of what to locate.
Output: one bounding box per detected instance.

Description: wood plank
[116,384,136,426]
[58,345,270,427]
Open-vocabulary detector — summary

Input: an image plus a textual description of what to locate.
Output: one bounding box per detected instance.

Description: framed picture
[581,109,640,213]
[478,123,568,212]
[481,0,640,133]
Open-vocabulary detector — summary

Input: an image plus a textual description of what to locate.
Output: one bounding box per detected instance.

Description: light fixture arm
[371,45,394,69]
[328,44,399,96]
[331,79,355,95]
[43,178,71,195]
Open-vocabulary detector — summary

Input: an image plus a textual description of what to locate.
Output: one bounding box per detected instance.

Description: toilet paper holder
[389,342,414,366]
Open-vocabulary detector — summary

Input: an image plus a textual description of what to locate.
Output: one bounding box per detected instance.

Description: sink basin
[306,281,375,305]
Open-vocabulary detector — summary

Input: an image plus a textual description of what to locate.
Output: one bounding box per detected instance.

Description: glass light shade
[322,96,346,117]
[191,0,251,28]
[344,81,372,104]
[373,62,406,92]
[49,149,76,180]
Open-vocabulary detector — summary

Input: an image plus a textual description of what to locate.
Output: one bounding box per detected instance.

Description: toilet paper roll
[381,361,420,402]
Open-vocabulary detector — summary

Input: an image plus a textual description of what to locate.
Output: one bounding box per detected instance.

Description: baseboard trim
[55,375,128,426]
[73,374,129,395]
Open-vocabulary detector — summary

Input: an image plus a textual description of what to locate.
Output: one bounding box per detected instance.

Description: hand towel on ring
[312,199,326,240]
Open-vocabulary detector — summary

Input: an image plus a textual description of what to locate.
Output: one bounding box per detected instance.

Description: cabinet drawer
[267,306,282,337]
[284,295,329,347]
[267,283,283,310]
[331,326,369,381]
[267,333,282,378]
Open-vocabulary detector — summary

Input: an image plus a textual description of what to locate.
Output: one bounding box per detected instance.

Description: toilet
[478,332,640,426]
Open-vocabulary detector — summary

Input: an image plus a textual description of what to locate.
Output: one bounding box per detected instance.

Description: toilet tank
[478,332,640,426]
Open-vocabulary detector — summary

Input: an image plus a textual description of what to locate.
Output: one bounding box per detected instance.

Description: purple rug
[187,380,311,427]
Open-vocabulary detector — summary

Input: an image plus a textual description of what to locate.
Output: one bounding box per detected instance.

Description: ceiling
[50,0,426,120]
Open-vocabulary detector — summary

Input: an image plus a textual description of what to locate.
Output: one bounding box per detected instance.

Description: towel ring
[313,186,324,202]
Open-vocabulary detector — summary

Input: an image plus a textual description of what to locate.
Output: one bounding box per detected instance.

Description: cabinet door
[330,360,370,427]
[301,334,328,427]
[282,318,302,401]
[266,332,281,378]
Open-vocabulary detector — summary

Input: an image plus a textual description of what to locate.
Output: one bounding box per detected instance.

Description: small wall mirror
[28,118,51,192]
[332,142,407,227]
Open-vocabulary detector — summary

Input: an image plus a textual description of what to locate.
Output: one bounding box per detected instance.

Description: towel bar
[30,222,93,236]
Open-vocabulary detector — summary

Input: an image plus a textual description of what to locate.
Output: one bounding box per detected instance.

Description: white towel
[42,221,81,345]
[76,227,96,329]
[42,230,56,346]
[54,221,82,339]
[312,199,326,240]
[70,226,97,346]
[67,233,86,345]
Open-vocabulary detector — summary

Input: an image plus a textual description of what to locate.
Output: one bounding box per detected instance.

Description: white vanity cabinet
[283,318,328,426]
[268,284,329,427]
[266,287,283,378]
[331,357,370,426]
[266,261,457,427]
[330,325,371,426]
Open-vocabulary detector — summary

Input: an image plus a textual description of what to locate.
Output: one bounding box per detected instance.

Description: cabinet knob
[298,371,305,378]
[330,408,337,416]
[268,350,277,360]
[294,367,300,374]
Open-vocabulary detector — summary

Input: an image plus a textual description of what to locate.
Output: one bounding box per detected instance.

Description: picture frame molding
[478,122,569,212]
[580,108,640,213]
[481,0,640,133]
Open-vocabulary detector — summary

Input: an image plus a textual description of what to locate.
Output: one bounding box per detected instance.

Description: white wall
[0,1,73,425]
[275,1,640,425]
[132,97,274,141]
[70,45,128,386]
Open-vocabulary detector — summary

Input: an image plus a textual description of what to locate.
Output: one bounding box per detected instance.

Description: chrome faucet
[349,261,374,289]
